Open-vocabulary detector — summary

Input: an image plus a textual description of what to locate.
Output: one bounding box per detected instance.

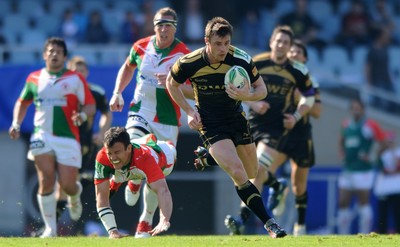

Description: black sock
[236,181,271,225]
[264,171,280,191]
[295,192,308,225]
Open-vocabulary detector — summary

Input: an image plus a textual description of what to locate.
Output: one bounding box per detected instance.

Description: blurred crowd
[0,0,399,51]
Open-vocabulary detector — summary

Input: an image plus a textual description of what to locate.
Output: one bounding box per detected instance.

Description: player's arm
[95,179,128,239]
[248,76,267,101]
[9,100,30,139]
[148,178,172,236]
[110,62,137,112]
[94,111,113,145]
[180,82,195,100]
[166,72,202,130]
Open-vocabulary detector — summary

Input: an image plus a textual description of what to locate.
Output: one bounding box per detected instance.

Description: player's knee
[258,152,273,169]
[127,127,149,141]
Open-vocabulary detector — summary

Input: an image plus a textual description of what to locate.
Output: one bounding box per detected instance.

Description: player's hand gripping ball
[224,65,250,89]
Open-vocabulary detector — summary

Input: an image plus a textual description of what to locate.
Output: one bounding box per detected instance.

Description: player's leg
[337,172,353,234]
[290,162,309,236]
[213,140,286,238]
[261,143,288,212]
[134,141,176,238]
[58,164,82,222]
[124,115,152,206]
[34,153,58,238]
[356,189,373,234]
[354,171,374,234]
[55,137,83,223]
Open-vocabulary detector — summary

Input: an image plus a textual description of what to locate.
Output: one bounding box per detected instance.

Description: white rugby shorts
[28,132,82,168]
[338,170,374,190]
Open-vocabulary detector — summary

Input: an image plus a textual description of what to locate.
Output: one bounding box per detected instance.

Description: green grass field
[1,234,400,247]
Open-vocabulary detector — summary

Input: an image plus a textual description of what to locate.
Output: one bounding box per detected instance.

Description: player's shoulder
[173,38,191,54]
[229,45,252,64]
[252,52,271,62]
[26,69,43,83]
[179,47,203,63]
[342,119,351,128]
[96,148,112,166]
[133,36,153,49]
[289,59,309,75]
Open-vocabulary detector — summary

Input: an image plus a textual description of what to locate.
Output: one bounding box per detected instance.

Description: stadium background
[1,0,400,236]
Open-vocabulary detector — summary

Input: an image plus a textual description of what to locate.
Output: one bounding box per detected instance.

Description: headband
[153,18,177,28]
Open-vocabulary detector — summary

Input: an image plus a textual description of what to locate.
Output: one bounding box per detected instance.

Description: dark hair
[154,7,178,21]
[350,97,365,109]
[43,37,68,56]
[205,17,233,39]
[270,25,294,45]
[103,127,131,149]
[293,39,308,62]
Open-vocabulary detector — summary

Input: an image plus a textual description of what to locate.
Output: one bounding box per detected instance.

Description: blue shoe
[267,178,288,212]
[224,215,245,235]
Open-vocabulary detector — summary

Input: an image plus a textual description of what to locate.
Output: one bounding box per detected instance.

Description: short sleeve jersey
[127,36,190,126]
[170,46,260,125]
[248,52,314,130]
[94,135,169,185]
[341,118,385,171]
[18,68,95,141]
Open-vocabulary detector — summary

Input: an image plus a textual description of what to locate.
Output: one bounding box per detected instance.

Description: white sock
[358,205,373,234]
[139,184,158,225]
[337,208,352,234]
[37,191,57,232]
[68,181,82,204]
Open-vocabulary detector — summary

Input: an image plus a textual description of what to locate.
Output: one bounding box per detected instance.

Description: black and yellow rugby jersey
[248,52,314,129]
[170,46,260,125]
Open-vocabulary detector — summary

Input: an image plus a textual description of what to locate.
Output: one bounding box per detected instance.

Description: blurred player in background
[108,7,191,238]
[273,39,322,236]
[167,16,286,238]
[9,37,95,238]
[66,56,112,234]
[223,27,315,236]
[94,127,176,239]
[337,98,385,234]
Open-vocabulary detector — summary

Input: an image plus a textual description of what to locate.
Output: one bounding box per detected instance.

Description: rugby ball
[224,65,250,89]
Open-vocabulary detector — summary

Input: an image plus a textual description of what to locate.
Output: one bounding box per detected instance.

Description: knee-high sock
[264,171,280,191]
[236,181,271,224]
[337,208,352,234]
[295,192,308,225]
[37,191,57,232]
[139,184,158,225]
[358,205,372,234]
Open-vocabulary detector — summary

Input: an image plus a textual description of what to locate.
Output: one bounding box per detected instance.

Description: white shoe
[40,228,56,238]
[125,183,140,206]
[68,182,83,221]
[293,223,306,236]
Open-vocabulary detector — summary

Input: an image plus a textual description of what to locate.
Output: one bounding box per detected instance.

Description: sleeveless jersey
[248,52,314,131]
[94,134,170,184]
[18,68,95,141]
[127,36,190,126]
[341,118,385,171]
[170,46,260,126]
